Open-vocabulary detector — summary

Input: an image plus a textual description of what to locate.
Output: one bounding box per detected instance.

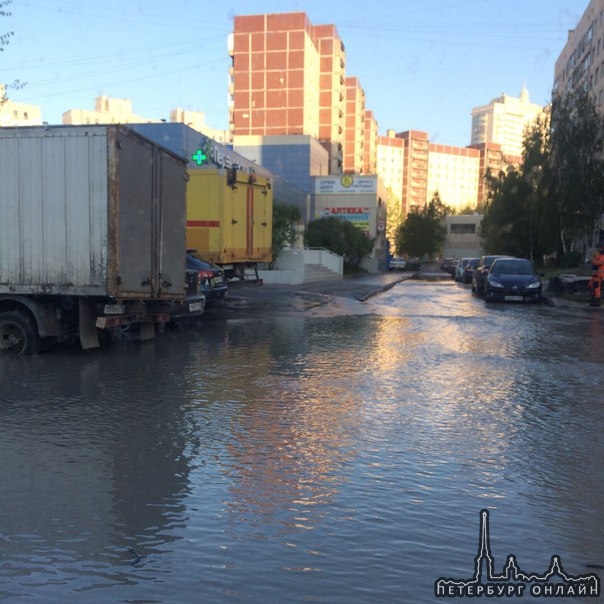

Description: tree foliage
[385,187,404,244]
[481,116,555,260]
[482,89,604,265]
[0,1,24,106]
[394,193,450,258]
[271,201,301,261]
[305,216,374,267]
[548,88,604,253]
[0,0,12,53]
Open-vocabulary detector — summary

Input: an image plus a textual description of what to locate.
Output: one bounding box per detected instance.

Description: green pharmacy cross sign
[191,149,207,165]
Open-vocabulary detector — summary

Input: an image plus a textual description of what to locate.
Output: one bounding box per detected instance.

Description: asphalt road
[224,270,420,314]
[222,265,596,315]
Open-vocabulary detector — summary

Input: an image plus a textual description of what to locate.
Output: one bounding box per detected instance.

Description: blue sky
[3,0,584,147]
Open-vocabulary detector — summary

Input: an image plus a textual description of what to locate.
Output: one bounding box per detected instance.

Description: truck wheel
[0,311,40,355]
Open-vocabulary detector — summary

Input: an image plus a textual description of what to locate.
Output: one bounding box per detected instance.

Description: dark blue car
[484,257,542,303]
[186,253,228,306]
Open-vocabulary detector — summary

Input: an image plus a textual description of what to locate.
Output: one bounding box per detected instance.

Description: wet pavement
[225,265,595,316]
[2,273,603,603]
[226,270,418,315]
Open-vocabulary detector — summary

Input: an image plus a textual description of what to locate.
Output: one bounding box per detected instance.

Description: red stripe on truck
[187,220,220,227]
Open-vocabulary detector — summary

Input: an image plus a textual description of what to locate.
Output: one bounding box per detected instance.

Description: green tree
[271,201,301,262]
[481,165,533,257]
[394,193,450,258]
[305,216,374,268]
[483,90,604,266]
[385,187,404,244]
[548,88,604,255]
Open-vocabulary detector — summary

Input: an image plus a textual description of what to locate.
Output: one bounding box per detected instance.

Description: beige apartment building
[169,108,230,143]
[427,144,480,211]
[376,131,405,242]
[554,0,604,108]
[376,130,507,219]
[62,96,230,141]
[343,76,367,174]
[0,85,42,126]
[63,96,158,125]
[470,86,543,159]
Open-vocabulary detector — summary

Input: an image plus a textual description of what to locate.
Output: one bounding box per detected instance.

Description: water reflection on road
[1,280,603,603]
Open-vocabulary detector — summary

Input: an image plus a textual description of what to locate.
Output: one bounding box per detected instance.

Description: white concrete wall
[304,248,343,273]
[256,248,343,284]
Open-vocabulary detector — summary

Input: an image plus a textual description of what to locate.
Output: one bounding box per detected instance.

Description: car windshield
[483,256,501,266]
[491,259,535,275]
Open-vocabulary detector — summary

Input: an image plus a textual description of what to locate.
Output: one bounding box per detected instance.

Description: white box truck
[0,125,192,353]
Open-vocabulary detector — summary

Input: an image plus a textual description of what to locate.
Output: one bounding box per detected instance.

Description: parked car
[170,270,206,321]
[440,257,457,276]
[186,253,228,305]
[484,257,543,303]
[389,256,407,271]
[472,255,513,297]
[454,258,471,282]
[460,257,480,284]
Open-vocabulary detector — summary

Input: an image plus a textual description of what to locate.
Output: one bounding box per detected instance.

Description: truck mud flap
[79,299,101,350]
[138,322,155,341]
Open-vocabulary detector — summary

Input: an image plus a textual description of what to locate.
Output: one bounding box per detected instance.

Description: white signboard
[315,175,377,194]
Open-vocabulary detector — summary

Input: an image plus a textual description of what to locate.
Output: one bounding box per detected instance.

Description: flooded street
[1,280,603,603]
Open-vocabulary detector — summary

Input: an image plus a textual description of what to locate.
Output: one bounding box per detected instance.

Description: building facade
[376,130,512,219]
[443,214,484,259]
[397,130,429,213]
[0,85,42,126]
[311,174,388,271]
[170,108,230,143]
[63,96,158,125]
[427,144,480,211]
[470,86,544,159]
[233,134,329,194]
[376,130,405,241]
[229,13,322,138]
[229,12,375,178]
[342,76,367,174]
[554,0,604,108]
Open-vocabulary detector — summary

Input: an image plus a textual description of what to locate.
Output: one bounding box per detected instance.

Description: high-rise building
[343,77,366,174]
[554,0,604,108]
[427,144,480,211]
[397,130,429,212]
[468,142,506,208]
[470,86,543,159]
[376,130,405,240]
[315,22,347,173]
[230,13,323,138]
[364,110,378,175]
[377,130,507,216]
[229,12,374,176]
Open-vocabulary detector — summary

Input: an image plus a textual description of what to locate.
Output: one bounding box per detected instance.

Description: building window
[450,223,476,234]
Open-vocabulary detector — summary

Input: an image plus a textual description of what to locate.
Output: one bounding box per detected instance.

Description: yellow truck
[186,168,273,280]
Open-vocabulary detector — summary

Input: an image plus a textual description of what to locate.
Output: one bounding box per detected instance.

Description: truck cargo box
[186,168,272,268]
[0,125,187,300]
